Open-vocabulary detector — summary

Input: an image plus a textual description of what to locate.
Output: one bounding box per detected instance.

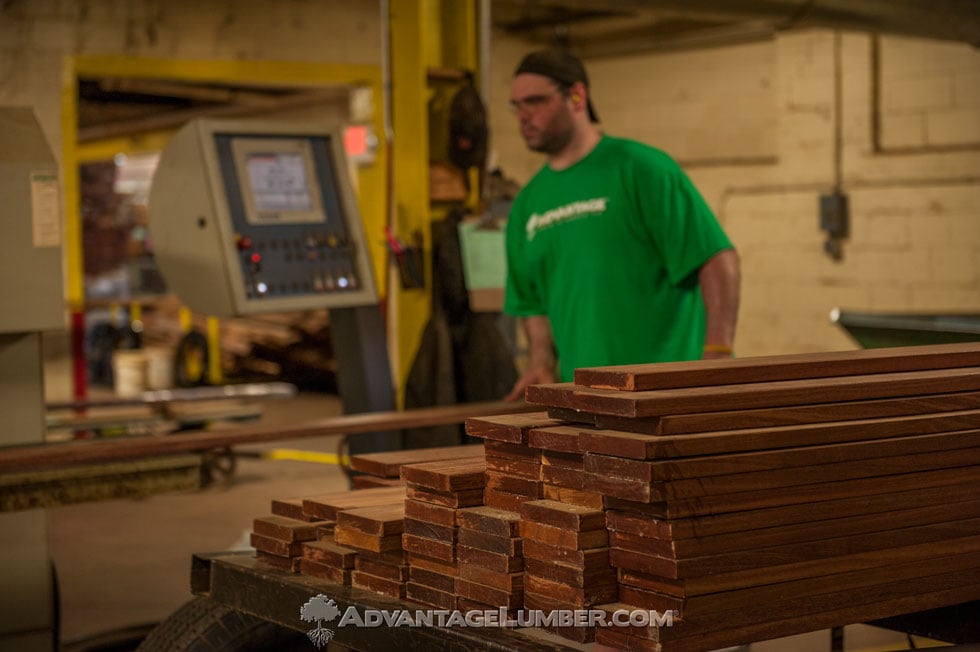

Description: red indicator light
[250,253,262,264]
[237,235,253,250]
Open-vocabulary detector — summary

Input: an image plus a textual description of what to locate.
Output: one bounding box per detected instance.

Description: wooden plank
[405,485,484,508]
[456,545,523,573]
[401,532,455,562]
[520,521,608,550]
[351,571,406,599]
[255,550,302,573]
[400,458,487,492]
[404,499,458,527]
[611,496,980,558]
[250,533,303,557]
[333,526,403,554]
[457,564,524,592]
[527,425,585,453]
[405,582,456,610]
[522,540,611,568]
[408,566,457,593]
[351,476,406,488]
[300,540,358,568]
[484,488,538,513]
[541,450,584,469]
[542,485,605,509]
[591,445,980,502]
[623,550,980,620]
[524,592,599,644]
[597,464,980,514]
[301,487,405,521]
[403,517,455,543]
[454,578,523,609]
[528,367,980,418]
[525,574,617,607]
[336,503,405,536]
[524,557,617,589]
[540,465,586,489]
[581,411,980,460]
[406,553,458,575]
[610,533,980,595]
[456,506,521,538]
[354,556,408,582]
[585,427,980,478]
[483,440,543,460]
[485,455,541,479]
[252,515,323,542]
[464,412,563,443]
[457,528,523,556]
[575,342,980,391]
[519,499,606,532]
[350,444,483,477]
[598,389,980,436]
[485,471,541,497]
[270,497,320,522]
[604,480,978,539]
[299,558,351,585]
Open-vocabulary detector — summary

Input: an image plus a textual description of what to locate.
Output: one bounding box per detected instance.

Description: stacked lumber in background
[517,342,980,651]
[348,444,483,488]
[400,457,487,609]
[250,514,328,573]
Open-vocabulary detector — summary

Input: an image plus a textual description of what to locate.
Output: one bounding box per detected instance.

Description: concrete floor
[35,349,952,652]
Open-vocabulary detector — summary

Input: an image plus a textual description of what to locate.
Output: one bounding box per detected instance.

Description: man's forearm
[522,315,557,374]
[699,249,741,354]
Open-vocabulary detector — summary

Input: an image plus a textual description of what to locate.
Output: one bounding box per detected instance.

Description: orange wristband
[703,344,733,355]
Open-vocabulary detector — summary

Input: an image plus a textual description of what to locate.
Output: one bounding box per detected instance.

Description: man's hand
[505,315,559,401]
[505,365,558,402]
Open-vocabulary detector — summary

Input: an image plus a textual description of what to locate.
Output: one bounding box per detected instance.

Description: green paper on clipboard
[458,219,506,290]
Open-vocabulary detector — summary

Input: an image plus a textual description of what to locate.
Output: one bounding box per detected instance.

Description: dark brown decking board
[399,458,487,492]
[574,342,980,391]
[335,503,405,536]
[583,427,980,479]
[600,464,979,517]
[518,499,606,532]
[605,482,980,544]
[402,517,454,543]
[349,444,484,477]
[611,532,980,596]
[527,367,980,418]
[656,567,980,644]
[527,425,589,452]
[580,410,980,460]
[589,445,980,501]
[456,506,521,538]
[300,487,406,521]
[612,498,980,559]
[404,485,485,508]
[251,515,323,542]
[403,499,458,527]
[622,550,980,620]
[464,412,563,443]
[609,514,980,578]
[599,582,980,651]
[593,390,980,435]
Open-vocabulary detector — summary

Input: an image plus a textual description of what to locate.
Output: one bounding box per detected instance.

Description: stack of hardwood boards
[511,342,980,651]
[245,342,980,651]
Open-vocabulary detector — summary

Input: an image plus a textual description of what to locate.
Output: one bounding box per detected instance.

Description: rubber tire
[135,597,310,652]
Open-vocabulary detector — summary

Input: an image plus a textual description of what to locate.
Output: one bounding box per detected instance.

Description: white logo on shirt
[526,197,609,241]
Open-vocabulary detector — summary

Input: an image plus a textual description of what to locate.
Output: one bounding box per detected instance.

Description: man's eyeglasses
[508,89,564,114]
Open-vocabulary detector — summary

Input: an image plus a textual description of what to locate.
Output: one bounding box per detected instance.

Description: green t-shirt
[504,135,733,382]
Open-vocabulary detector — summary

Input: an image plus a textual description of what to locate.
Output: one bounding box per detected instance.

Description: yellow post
[388,0,479,405]
[206,316,223,385]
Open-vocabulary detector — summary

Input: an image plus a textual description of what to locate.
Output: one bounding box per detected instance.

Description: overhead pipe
[516,0,980,46]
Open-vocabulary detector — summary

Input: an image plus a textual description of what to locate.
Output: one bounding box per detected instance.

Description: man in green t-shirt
[504,49,741,399]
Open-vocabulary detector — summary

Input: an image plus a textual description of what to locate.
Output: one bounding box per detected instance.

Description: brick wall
[491,29,980,357]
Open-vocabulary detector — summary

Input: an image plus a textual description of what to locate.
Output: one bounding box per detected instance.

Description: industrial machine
[0,107,64,650]
[148,118,398,455]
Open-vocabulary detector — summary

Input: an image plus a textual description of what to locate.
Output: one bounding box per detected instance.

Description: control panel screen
[232,138,326,225]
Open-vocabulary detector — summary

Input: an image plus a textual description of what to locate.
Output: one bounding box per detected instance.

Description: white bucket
[112,350,147,397]
[143,346,175,390]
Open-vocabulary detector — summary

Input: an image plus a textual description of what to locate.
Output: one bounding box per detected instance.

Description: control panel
[148,119,377,317]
